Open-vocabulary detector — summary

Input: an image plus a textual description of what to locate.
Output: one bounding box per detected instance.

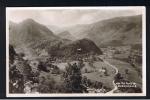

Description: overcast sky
[7,7,144,27]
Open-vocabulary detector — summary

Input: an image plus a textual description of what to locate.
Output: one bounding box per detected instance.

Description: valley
[9,14,142,94]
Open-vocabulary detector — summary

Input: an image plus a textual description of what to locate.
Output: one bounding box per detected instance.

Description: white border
[6,6,146,97]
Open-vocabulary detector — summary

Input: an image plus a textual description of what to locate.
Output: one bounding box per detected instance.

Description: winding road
[85,57,119,93]
[98,57,119,93]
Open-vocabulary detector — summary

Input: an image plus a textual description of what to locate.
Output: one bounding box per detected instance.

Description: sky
[7,7,144,27]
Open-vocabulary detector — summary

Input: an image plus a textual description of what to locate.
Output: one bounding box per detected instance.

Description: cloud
[7,7,143,27]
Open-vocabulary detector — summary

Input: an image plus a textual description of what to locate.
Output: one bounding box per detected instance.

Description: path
[98,57,119,93]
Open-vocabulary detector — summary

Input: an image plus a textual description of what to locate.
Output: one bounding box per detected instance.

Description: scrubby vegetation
[9,44,114,93]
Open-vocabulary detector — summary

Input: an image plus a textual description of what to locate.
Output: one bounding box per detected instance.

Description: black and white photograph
[6,7,146,97]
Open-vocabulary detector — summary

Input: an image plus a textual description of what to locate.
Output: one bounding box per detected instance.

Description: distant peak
[79,38,91,41]
[22,18,36,24]
[9,21,17,25]
[24,18,34,21]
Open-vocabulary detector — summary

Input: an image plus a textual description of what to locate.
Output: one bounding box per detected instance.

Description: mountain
[47,25,65,34]
[65,24,90,39]
[9,19,63,59]
[57,31,76,40]
[9,19,103,60]
[66,15,142,47]
[9,19,59,47]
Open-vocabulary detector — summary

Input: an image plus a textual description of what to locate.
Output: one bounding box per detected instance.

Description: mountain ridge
[57,31,76,40]
[65,15,142,47]
[9,18,59,47]
[9,19,102,58]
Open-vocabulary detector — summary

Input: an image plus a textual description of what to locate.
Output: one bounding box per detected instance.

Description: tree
[63,63,85,93]
[125,69,129,74]
[51,65,60,74]
[87,79,92,87]
[38,76,49,93]
[114,73,123,81]
[37,61,49,72]
[82,76,88,86]
[9,44,16,64]
[9,45,24,93]
[104,69,109,76]
[20,60,32,82]
[84,68,88,73]
[78,59,85,69]
[18,52,25,58]
[9,64,24,93]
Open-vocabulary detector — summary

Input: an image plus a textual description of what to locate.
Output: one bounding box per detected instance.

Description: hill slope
[9,19,59,47]
[66,15,142,47]
[9,19,102,59]
[60,38,102,56]
[32,38,102,58]
[57,31,76,40]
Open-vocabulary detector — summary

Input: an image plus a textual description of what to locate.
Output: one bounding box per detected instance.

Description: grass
[52,61,78,71]
[105,58,142,87]
[52,63,67,71]
[39,71,63,86]
[81,62,95,73]
[114,54,129,59]
[113,54,129,63]
[82,72,114,89]
[82,61,116,89]
[93,61,115,74]
[39,59,128,90]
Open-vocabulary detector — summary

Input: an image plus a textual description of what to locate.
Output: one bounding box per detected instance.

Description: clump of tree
[38,74,66,93]
[37,59,61,74]
[9,44,17,64]
[63,62,86,93]
[9,64,24,93]
[9,45,24,93]
[82,76,103,89]
[51,65,60,74]
[114,72,123,83]
[78,59,85,69]
[9,44,38,93]
[37,61,50,72]
[125,69,129,75]
[38,76,50,93]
